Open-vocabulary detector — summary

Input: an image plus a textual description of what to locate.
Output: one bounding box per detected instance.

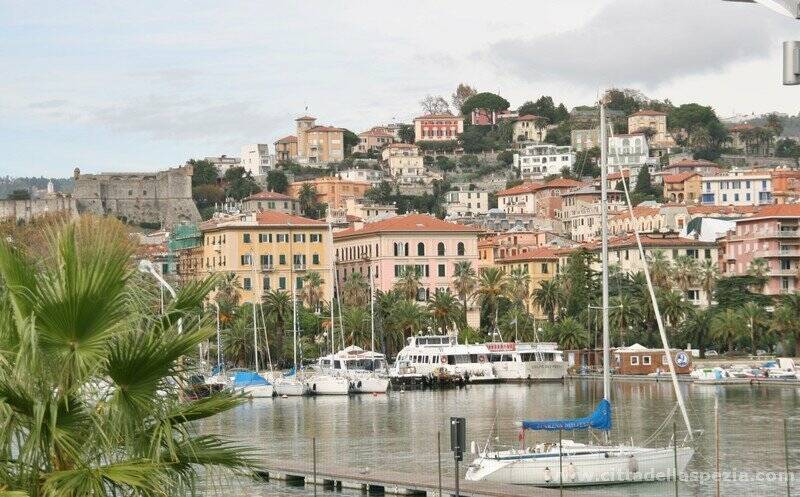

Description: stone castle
[72,165,201,229]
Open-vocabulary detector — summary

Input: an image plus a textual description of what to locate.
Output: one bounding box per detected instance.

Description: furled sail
[522,399,612,432]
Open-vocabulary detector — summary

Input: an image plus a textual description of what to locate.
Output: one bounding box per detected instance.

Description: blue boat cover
[232,371,270,387]
[283,367,296,377]
[522,399,612,432]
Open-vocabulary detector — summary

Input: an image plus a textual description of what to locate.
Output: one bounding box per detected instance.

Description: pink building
[333,214,482,325]
[720,204,800,295]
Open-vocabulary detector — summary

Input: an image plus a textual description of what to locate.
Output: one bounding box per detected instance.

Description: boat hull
[273,379,307,396]
[466,445,694,486]
[492,361,567,381]
[238,384,274,398]
[307,376,350,395]
[350,375,390,393]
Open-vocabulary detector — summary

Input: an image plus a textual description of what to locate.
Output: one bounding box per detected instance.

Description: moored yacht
[487,342,567,381]
[391,334,496,383]
[318,345,390,393]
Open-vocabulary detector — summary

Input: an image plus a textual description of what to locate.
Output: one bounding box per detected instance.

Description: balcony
[293,263,307,271]
[768,268,799,277]
[758,250,800,258]
[261,264,275,271]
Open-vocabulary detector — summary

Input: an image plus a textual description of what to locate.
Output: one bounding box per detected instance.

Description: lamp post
[138,260,182,335]
[722,0,800,85]
[211,299,222,371]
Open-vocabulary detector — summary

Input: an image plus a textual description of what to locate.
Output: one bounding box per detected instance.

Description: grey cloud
[27,99,68,109]
[484,0,793,88]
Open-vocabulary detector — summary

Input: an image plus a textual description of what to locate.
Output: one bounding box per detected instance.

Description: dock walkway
[257,459,621,497]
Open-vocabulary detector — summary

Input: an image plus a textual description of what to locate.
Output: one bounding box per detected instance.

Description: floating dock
[256,459,619,497]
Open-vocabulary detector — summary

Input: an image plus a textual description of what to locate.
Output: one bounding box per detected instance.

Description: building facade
[663,173,701,204]
[571,128,600,152]
[274,136,298,162]
[204,155,241,175]
[627,110,670,146]
[352,128,394,154]
[607,133,655,184]
[287,177,371,210]
[240,144,274,176]
[699,172,773,206]
[513,115,549,143]
[444,186,489,218]
[198,212,333,304]
[720,204,800,295]
[338,167,385,185]
[513,144,575,181]
[294,116,345,164]
[496,247,559,319]
[413,113,464,142]
[333,214,481,327]
[241,191,299,215]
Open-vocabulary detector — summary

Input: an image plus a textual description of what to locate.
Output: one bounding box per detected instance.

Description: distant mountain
[734,113,800,138]
[0,176,74,199]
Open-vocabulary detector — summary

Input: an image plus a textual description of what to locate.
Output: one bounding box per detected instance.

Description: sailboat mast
[600,102,611,402]
[292,283,298,371]
[251,254,260,372]
[370,266,376,354]
[328,224,336,356]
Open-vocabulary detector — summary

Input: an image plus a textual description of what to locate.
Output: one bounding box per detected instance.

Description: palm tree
[740,301,767,355]
[476,267,508,332]
[771,294,800,356]
[747,258,769,292]
[683,308,714,359]
[394,266,423,301]
[388,299,427,339]
[0,216,252,496]
[300,270,324,310]
[647,250,672,289]
[262,289,292,364]
[223,311,255,367]
[659,288,692,329]
[673,255,698,293]
[428,289,462,333]
[452,260,478,324]
[698,259,719,306]
[531,279,563,323]
[216,271,242,323]
[341,306,370,347]
[506,268,530,311]
[342,271,370,307]
[544,317,590,350]
[298,183,318,215]
[712,308,746,352]
[609,293,643,346]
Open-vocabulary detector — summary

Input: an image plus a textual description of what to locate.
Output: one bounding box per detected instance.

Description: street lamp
[138,259,182,335]
[723,0,800,85]
[210,299,222,371]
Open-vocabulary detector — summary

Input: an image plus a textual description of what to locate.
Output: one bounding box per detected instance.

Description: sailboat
[465,102,695,486]
[273,285,309,396]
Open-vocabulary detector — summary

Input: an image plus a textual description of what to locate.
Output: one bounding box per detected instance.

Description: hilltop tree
[6,189,30,200]
[419,95,450,115]
[343,129,360,157]
[452,83,478,111]
[398,124,415,143]
[668,104,727,146]
[766,112,784,136]
[223,166,261,200]
[188,158,219,186]
[518,96,568,124]
[461,92,510,123]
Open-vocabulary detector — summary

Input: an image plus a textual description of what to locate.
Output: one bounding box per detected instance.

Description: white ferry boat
[391,335,496,383]
[486,342,567,381]
[317,345,390,393]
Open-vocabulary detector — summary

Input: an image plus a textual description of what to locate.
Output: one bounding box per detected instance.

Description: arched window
[404,243,409,256]
[417,242,425,256]
[437,242,445,256]
[394,242,400,257]
[457,242,465,256]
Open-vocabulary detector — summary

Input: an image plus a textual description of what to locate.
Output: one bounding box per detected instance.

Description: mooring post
[673,421,678,497]
[313,437,317,497]
[559,428,563,497]
[785,418,791,497]
[438,430,442,497]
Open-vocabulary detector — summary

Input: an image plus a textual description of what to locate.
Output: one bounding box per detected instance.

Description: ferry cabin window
[630,356,639,366]
[334,360,342,369]
[642,355,652,366]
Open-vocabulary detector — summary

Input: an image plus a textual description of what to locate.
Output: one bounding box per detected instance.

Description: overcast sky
[1,0,798,177]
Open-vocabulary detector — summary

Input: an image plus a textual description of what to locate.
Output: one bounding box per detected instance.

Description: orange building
[274,135,298,162]
[414,113,464,141]
[771,169,800,204]
[663,172,701,203]
[287,177,371,210]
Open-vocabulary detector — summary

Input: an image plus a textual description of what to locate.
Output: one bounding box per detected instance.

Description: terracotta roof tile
[568,233,715,252]
[497,246,558,262]
[740,204,800,221]
[275,135,298,144]
[497,182,543,196]
[295,115,316,121]
[333,213,482,239]
[663,172,699,184]
[308,125,344,132]
[516,114,548,122]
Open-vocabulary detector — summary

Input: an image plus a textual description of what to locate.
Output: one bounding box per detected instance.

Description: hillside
[0,176,74,198]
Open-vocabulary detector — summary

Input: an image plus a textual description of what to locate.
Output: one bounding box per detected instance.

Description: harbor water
[199,379,800,496]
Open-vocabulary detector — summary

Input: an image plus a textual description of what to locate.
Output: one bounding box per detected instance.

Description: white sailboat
[465,102,695,487]
[273,285,308,396]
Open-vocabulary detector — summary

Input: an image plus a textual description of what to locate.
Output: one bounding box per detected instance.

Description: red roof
[497,182,543,196]
[295,115,316,121]
[540,178,585,189]
[497,246,558,262]
[275,135,298,144]
[630,109,667,117]
[359,129,394,138]
[414,113,462,120]
[607,171,631,181]
[576,233,715,251]
[308,125,344,133]
[664,159,718,169]
[740,204,800,221]
[610,205,660,221]
[663,172,699,184]
[244,191,295,202]
[516,114,547,122]
[334,214,482,239]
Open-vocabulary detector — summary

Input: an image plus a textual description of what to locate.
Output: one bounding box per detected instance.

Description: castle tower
[46,180,54,194]
[295,115,316,161]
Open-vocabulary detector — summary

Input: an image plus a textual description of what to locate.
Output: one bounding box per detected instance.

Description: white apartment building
[240,144,274,176]
[339,167,385,185]
[444,187,489,218]
[204,155,241,175]
[344,197,396,222]
[513,144,575,181]
[607,133,658,187]
[699,172,773,206]
[383,144,425,184]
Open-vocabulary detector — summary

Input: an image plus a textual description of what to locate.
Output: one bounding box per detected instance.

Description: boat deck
[256,459,623,496]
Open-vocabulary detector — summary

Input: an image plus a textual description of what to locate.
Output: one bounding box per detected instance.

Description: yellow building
[295,116,344,164]
[198,211,332,304]
[495,247,559,319]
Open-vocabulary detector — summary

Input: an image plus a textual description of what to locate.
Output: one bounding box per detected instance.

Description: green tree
[388,299,426,339]
[609,293,643,346]
[452,261,478,324]
[298,183,318,216]
[647,250,673,290]
[428,289,462,333]
[452,83,478,111]
[775,138,800,159]
[192,183,225,210]
[683,308,714,358]
[506,268,530,312]
[300,271,324,310]
[341,306,370,347]
[712,308,746,352]
[544,317,590,350]
[476,267,508,331]
[266,169,289,193]
[343,271,370,308]
[658,288,692,329]
[0,216,252,496]
[343,129,360,157]
[6,189,30,200]
[496,150,514,166]
[673,255,699,293]
[394,266,422,301]
[398,124,415,143]
[262,289,292,364]
[747,258,770,292]
[668,103,727,146]
[188,158,219,186]
[771,294,800,356]
[223,166,261,200]
[698,259,719,306]
[461,92,510,123]
[532,279,564,324]
[740,301,767,355]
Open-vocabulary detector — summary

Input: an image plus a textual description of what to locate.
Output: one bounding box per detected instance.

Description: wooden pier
[256,459,619,497]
